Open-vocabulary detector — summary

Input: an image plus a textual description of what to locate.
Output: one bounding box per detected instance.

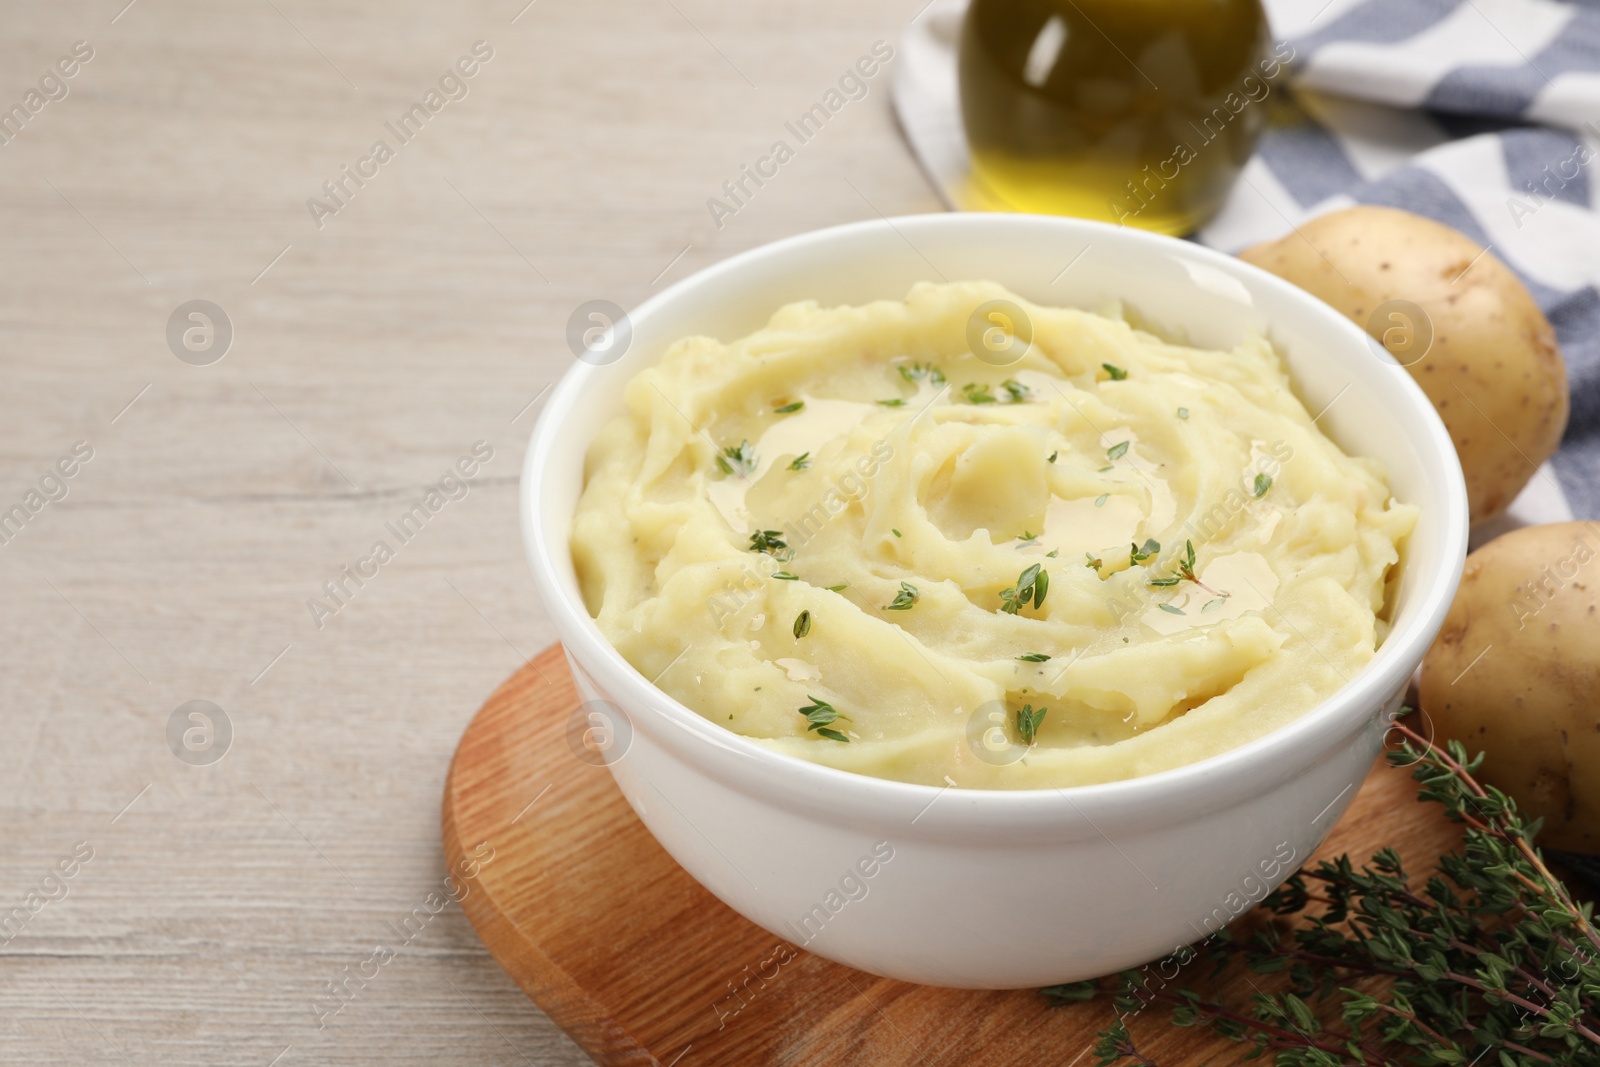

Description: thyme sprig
[716,440,756,477]
[884,581,920,611]
[1046,720,1600,1066]
[1147,539,1228,599]
[1016,704,1048,746]
[962,382,997,405]
[798,695,849,743]
[1000,564,1049,615]
[748,529,787,556]
[957,379,1032,405]
[900,362,946,385]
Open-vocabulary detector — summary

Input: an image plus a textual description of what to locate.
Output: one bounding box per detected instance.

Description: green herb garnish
[773,400,804,414]
[899,362,945,385]
[792,610,811,639]
[1253,472,1273,498]
[1128,538,1160,565]
[1001,379,1030,403]
[771,571,798,581]
[788,452,810,471]
[1045,723,1600,1066]
[961,382,997,405]
[1094,494,1109,507]
[876,398,906,407]
[1177,406,1190,420]
[716,440,757,477]
[798,696,849,742]
[1047,451,1058,463]
[1101,363,1127,381]
[1016,704,1047,745]
[999,564,1048,615]
[825,583,847,592]
[748,529,787,555]
[884,582,919,611]
[1016,652,1051,662]
[1157,602,1185,615]
[1175,539,1224,595]
[1106,441,1130,461]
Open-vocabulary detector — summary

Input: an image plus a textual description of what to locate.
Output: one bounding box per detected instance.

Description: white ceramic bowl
[521,214,1468,989]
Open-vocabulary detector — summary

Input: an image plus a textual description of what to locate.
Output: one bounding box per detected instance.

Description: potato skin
[1239,206,1568,523]
[1419,522,1600,853]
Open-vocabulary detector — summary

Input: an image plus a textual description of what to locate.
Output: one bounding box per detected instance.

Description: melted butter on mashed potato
[571,282,1417,788]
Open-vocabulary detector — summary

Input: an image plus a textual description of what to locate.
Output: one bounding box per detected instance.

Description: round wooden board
[441,645,1461,1067]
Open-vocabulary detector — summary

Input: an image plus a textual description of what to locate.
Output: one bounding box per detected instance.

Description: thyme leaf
[748,529,787,556]
[899,362,946,385]
[1128,538,1160,565]
[1016,704,1047,745]
[716,440,757,477]
[884,581,919,611]
[798,695,850,742]
[999,564,1048,615]
[961,382,997,405]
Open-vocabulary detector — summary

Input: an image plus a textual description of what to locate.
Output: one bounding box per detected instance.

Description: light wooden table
[0,2,938,1063]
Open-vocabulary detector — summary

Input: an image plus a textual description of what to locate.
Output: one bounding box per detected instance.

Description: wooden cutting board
[440,645,1461,1067]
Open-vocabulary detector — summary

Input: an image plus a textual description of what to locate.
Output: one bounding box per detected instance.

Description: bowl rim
[522,212,1469,827]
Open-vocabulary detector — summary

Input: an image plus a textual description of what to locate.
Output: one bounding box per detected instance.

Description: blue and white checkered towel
[892,0,1600,533]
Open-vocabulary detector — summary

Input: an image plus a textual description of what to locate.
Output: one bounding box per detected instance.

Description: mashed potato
[571,282,1416,788]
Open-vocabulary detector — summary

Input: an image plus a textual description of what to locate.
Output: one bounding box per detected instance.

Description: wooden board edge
[442,665,659,1067]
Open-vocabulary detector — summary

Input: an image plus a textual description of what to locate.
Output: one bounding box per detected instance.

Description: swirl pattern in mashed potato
[571,282,1416,788]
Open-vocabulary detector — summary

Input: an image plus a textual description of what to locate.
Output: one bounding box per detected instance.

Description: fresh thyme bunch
[1045,721,1600,1066]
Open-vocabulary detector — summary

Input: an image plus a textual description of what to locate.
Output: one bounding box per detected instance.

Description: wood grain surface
[443,646,1464,1067]
[0,2,940,1064]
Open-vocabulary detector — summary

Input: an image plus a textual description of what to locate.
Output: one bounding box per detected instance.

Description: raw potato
[1239,206,1568,524]
[1419,522,1600,853]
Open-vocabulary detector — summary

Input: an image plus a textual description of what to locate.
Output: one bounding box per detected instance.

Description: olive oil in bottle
[958,0,1280,234]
